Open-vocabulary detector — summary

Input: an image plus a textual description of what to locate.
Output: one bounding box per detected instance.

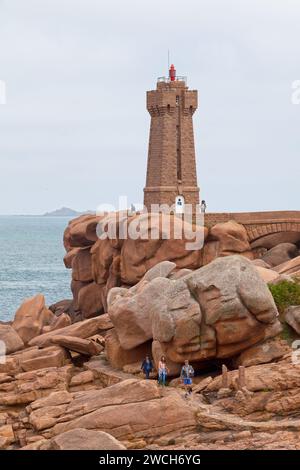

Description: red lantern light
[169,64,176,81]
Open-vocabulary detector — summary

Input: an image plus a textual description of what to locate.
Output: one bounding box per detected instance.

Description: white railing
[157,76,187,84]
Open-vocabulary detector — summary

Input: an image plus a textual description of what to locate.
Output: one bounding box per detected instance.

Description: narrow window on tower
[176,95,179,106]
[176,124,181,181]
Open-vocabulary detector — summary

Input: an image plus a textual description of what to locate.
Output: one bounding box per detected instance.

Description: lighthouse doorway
[175,195,185,214]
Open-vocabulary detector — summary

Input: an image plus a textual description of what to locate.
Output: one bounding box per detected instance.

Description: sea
[0,216,72,322]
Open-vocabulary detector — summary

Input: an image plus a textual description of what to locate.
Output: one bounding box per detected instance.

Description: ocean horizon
[0,216,72,322]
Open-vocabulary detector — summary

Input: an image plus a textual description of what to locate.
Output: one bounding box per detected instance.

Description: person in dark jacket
[141,355,153,379]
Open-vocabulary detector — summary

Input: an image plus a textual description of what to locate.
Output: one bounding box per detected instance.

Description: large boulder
[18,346,69,372]
[234,338,290,367]
[25,379,197,441]
[120,213,207,285]
[203,221,253,265]
[12,294,55,344]
[262,243,299,268]
[64,211,208,318]
[90,212,207,287]
[49,428,126,450]
[29,314,113,348]
[51,335,103,356]
[64,214,102,249]
[0,324,24,354]
[251,232,300,250]
[0,345,69,375]
[108,256,281,371]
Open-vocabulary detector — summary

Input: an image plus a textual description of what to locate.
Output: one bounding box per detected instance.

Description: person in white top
[158,356,169,386]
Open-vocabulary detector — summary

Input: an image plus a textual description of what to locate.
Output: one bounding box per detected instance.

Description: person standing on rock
[141,355,153,379]
[200,200,207,214]
[158,356,169,386]
[181,360,194,398]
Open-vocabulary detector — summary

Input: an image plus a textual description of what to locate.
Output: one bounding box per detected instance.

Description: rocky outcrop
[274,256,300,276]
[203,221,253,265]
[51,335,103,356]
[24,379,197,443]
[12,294,55,344]
[0,366,72,406]
[64,214,101,249]
[3,212,300,451]
[233,338,289,367]
[0,299,298,451]
[0,345,70,375]
[261,243,298,267]
[47,428,126,450]
[108,256,281,372]
[2,350,299,451]
[62,212,209,320]
[205,360,300,393]
[63,213,264,319]
[28,314,113,348]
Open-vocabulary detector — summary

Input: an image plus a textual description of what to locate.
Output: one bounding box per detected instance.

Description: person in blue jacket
[141,355,153,379]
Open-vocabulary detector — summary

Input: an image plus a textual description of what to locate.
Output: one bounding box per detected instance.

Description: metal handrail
[157,76,187,84]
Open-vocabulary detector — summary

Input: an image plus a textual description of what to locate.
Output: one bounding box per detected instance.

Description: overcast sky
[0,0,299,214]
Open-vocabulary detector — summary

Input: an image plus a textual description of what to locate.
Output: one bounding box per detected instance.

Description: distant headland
[42,207,93,217]
[0,207,94,217]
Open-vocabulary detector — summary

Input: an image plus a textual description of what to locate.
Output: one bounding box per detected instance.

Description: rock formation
[63,213,297,319]
[1,212,300,450]
[108,256,281,373]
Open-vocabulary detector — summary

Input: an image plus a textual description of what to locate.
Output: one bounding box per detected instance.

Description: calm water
[0,216,72,322]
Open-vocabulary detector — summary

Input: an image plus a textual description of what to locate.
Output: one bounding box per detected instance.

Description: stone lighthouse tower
[143,65,199,213]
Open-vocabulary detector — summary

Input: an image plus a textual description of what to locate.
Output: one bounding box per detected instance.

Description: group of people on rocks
[141,355,194,398]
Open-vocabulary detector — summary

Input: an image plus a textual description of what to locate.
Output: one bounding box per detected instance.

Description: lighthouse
[143,65,200,213]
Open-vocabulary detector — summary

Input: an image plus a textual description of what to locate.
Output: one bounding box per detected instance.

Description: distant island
[0,207,94,217]
[43,207,93,217]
